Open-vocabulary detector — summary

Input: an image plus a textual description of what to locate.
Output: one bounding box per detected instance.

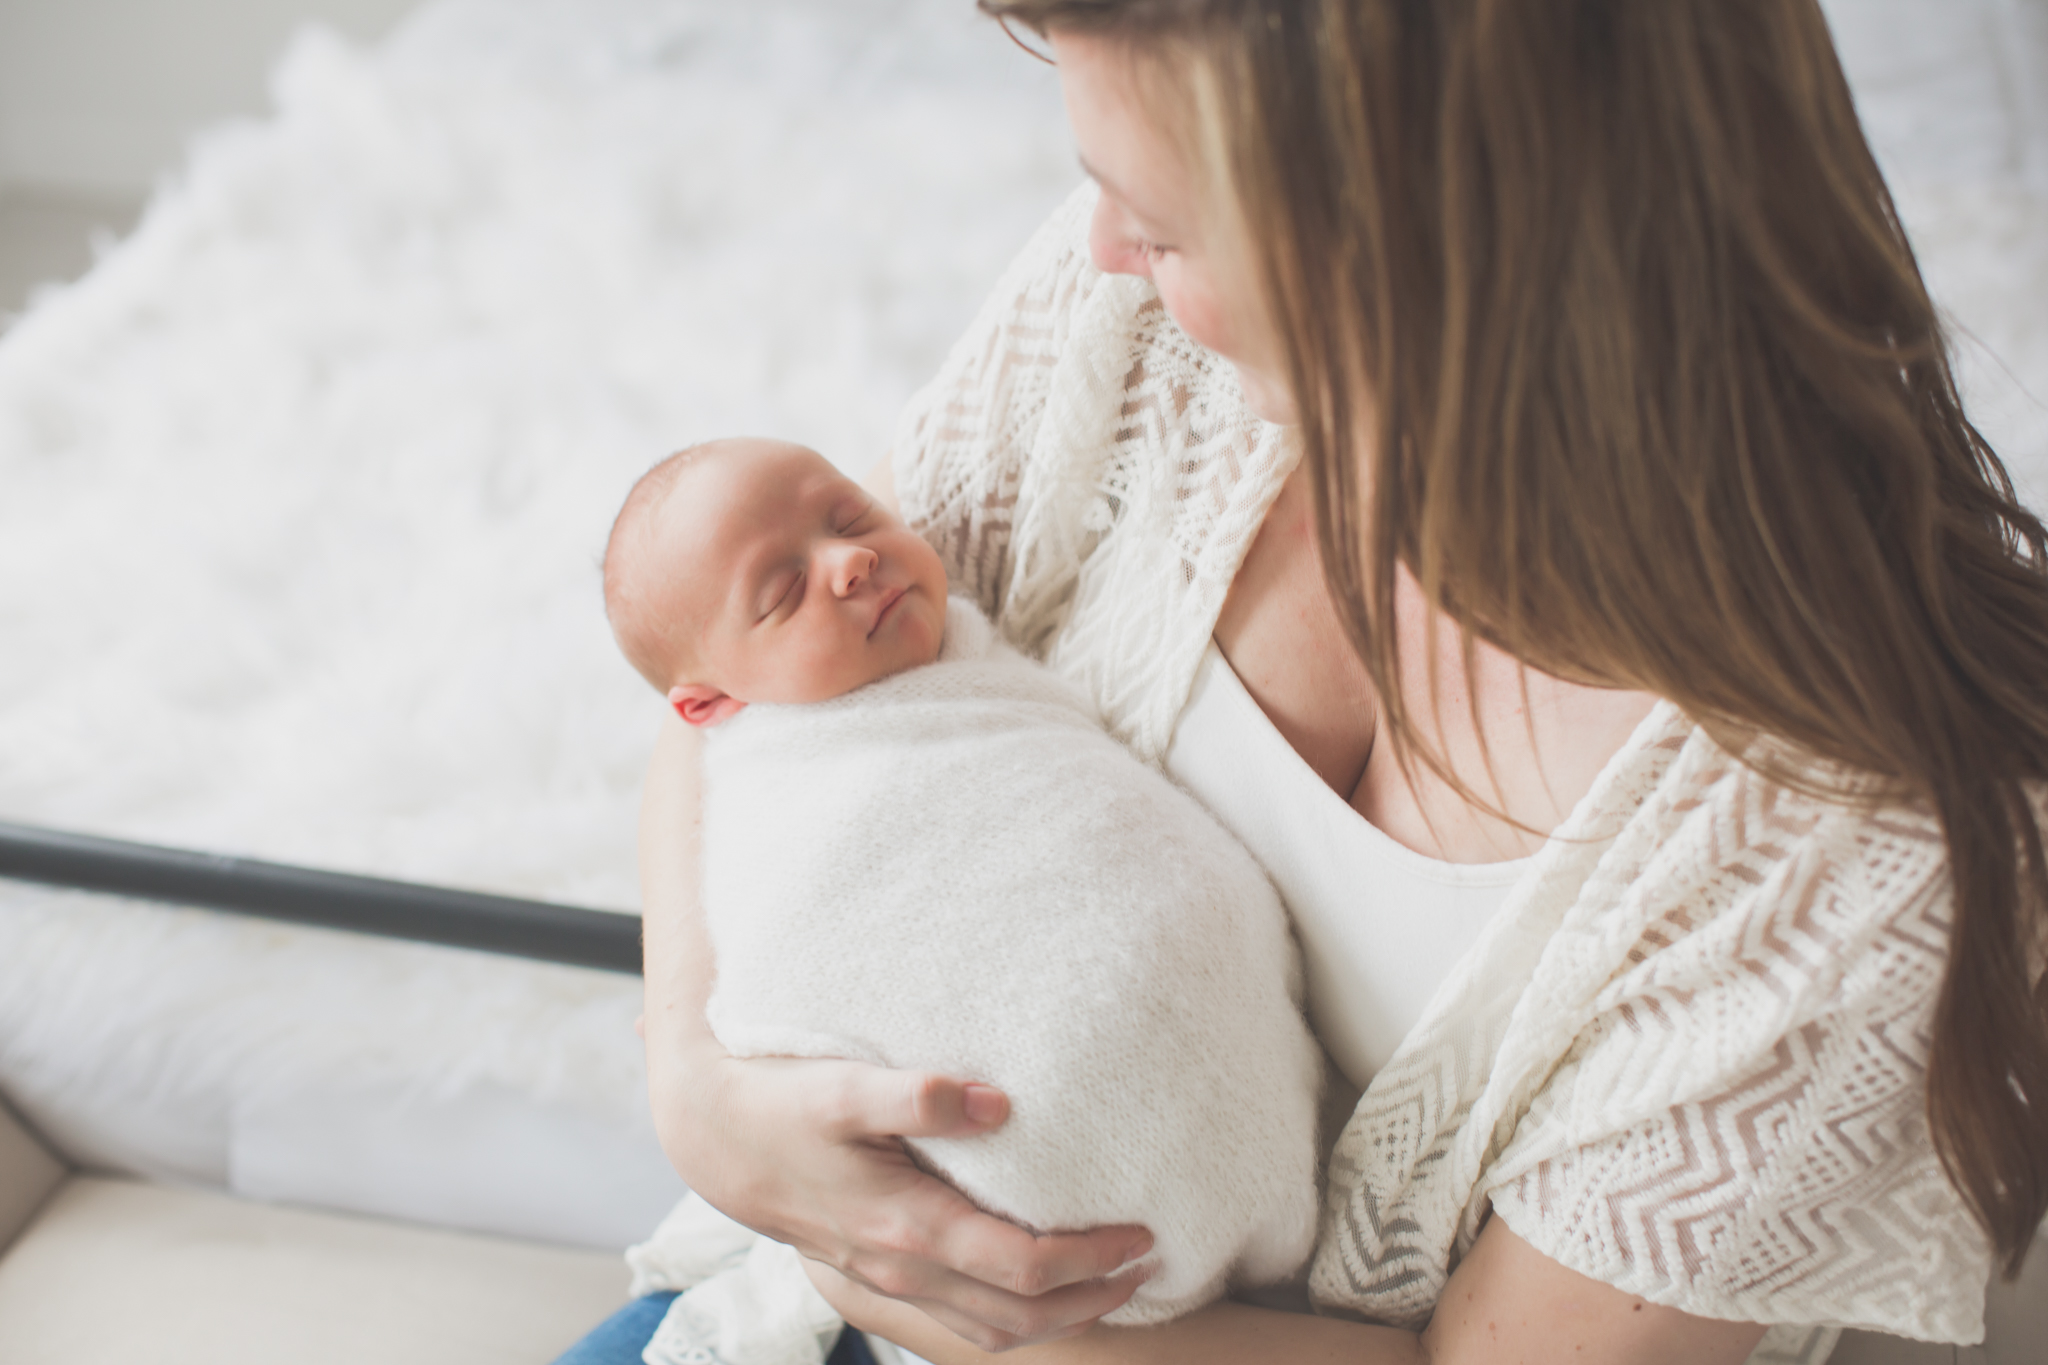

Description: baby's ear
[669,685,746,728]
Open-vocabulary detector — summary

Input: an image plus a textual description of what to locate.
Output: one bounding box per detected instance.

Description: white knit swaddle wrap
[630,596,1320,1365]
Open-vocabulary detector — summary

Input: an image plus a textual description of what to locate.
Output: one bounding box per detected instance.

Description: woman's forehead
[1055,31,1196,233]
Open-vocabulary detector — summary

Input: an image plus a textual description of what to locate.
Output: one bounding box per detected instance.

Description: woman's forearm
[638,709,727,1163]
[980,1304,1419,1365]
[826,1272,1423,1365]
[1015,1304,1418,1365]
[823,1213,1769,1365]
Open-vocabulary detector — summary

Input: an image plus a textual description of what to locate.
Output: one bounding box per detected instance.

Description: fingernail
[1120,1234,1154,1268]
[963,1084,1006,1126]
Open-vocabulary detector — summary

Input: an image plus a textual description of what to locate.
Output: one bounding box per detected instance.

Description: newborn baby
[605,438,1321,1365]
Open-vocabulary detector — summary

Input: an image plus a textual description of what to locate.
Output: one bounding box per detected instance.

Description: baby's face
[646,441,948,708]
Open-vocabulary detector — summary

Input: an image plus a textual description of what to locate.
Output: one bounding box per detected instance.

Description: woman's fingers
[930,1210,1153,1300]
[891,1260,1151,1352]
[700,1055,1154,1341]
[804,1256,1106,1357]
[839,1178,1150,1299]
[807,1065,1154,1292]
[822,1173,1152,1348]
[829,1229,1147,1353]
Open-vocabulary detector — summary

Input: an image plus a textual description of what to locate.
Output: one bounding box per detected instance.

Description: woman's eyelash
[1135,236,1173,261]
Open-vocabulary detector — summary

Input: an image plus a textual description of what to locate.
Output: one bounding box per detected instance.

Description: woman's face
[1052,29,1297,425]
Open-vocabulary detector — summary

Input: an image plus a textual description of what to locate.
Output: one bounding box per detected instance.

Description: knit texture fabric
[891,183,1994,1360]
[629,1194,844,1365]
[651,594,1322,1357]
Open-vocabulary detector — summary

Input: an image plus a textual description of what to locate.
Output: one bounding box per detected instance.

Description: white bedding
[0,0,2040,1250]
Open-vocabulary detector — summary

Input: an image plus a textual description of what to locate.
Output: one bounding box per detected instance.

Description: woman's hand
[685,1052,1152,1351]
[803,1254,1103,1361]
[638,709,1152,1351]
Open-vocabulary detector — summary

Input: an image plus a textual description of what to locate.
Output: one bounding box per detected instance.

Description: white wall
[0,0,418,195]
[1822,0,2048,194]
[9,0,2043,200]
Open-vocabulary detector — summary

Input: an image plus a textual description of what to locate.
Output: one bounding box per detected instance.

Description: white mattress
[0,0,2040,1251]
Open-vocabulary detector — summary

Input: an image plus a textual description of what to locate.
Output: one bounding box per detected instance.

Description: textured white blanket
[629,597,1322,1362]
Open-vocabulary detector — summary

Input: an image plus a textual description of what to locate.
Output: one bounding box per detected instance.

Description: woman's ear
[669,684,746,727]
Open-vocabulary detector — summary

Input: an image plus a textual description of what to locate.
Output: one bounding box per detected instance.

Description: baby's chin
[861,599,946,688]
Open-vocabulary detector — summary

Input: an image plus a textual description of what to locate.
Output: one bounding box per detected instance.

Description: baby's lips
[868,586,907,636]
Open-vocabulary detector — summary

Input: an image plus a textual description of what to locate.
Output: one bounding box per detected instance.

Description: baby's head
[604,438,949,726]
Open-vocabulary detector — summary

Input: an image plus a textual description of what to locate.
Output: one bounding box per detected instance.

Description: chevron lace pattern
[893,182,1291,763]
[1314,716,1991,1352]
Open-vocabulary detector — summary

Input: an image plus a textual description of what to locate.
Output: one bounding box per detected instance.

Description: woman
[617,2,2048,1362]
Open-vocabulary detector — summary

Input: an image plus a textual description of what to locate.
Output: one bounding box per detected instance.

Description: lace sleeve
[1480,779,1992,1346]
[892,184,1101,621]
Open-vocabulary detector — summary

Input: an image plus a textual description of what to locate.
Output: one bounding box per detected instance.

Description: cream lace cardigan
[890,185,1992,1361]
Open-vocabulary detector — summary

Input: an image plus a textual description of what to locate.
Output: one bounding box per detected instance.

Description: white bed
[0,0,2040,1358]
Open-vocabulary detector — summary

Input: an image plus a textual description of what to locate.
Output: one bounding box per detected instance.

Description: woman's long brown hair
[984,0,2048,1277]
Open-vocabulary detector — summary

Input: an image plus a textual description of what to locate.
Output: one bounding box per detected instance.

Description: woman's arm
[811,1213,1767,1364]
[636,490,1152,1347]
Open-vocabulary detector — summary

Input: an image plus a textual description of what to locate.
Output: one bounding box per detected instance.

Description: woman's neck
[1215,465,1657,864]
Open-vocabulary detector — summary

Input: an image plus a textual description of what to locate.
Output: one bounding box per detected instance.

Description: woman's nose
[827,543,879,596]
[1087,198,1150,281]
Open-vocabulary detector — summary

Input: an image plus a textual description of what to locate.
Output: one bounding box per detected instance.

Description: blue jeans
[550,1292,882,1365]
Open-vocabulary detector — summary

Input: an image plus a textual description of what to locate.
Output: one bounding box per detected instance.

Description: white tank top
[1164,645,1534,1091]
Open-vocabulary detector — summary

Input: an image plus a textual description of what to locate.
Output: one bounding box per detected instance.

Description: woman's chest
[1209,466,1381,794]
[1164,643,1530,1087]
[1210,468,1656,863]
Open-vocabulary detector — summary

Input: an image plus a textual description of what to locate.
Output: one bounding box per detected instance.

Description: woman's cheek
[1156,262,1295,422]
[1155,259,1238,363]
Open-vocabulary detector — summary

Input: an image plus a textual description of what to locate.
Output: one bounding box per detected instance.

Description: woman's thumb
[849,1070,1009,1139]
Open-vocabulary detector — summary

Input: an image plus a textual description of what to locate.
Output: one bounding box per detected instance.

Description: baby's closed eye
[759,572,803,621]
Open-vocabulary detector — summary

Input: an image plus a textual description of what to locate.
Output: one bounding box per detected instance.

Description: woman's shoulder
[1529,718,1958,1131]
[1595,724,1959,1061]
[1486,723,1986,1341]
[1311,710,1990,1344]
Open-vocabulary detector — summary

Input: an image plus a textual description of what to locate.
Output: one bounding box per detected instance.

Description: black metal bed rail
[0,820,641,974]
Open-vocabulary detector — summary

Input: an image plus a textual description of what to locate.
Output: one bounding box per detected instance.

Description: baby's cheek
[770,636,852,704]
[908,604,946,668]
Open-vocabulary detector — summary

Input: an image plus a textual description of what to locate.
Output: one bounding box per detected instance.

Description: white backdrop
[0,0,1074,1248]
[0,0,417,195]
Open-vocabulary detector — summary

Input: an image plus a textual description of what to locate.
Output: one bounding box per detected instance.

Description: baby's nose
[830,544,878,596]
